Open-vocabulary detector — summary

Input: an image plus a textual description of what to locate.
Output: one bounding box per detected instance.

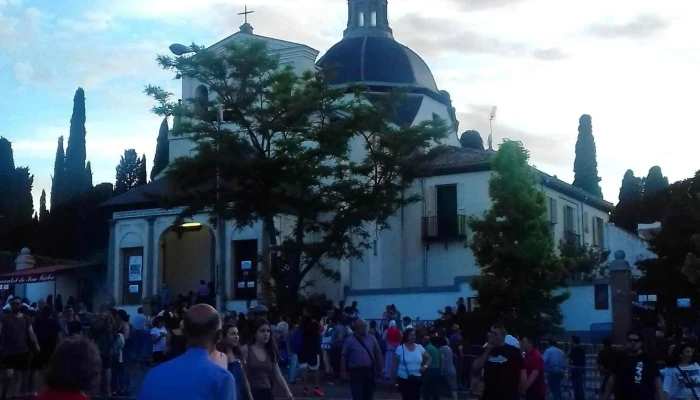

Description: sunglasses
[627,338,641,343]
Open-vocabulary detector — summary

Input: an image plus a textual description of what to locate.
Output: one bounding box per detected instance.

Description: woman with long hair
[663,342,700,399]
[392,327,431,400]
[241,319,293,400]
[218,324,253,400]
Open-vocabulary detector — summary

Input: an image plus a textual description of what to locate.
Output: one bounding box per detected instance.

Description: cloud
[457,105,575,168]
[586,14,670,39]
[59,11,117,33]
[394,14,567,61]
[451,0,530,12]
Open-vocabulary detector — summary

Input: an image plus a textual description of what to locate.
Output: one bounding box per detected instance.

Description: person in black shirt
[569,335,586,400]
[472,324,525,400]
[601,331,667,400]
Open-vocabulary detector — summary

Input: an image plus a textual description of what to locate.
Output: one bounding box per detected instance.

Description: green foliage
[151,118,170,180]
[114,149,143,195]
[611,169,643,232]
[468,140,568,337]
[559,242,610,280]
[0,137,15,219]
[85,161,93,190]
[459,130,484,150]
[572,114,603,198]
[644,166,669,196]
[0,138,35,251]
[39,190,48,222]
[13,167,34,220]
[145,40,448,308]
[65,88,88,199]
[51,136,66,208]
[138,155,147,187]
[637,172,700,310]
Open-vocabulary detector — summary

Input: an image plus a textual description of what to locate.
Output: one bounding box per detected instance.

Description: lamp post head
[169,43,195,56]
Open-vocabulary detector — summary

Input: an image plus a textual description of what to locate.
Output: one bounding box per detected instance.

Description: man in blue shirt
[542,340,566,400]
[139,304,236,400]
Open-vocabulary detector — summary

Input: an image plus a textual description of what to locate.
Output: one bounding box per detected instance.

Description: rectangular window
[563,205,575,232]
[122,247,144,305]
[370,11,377,26]
[547,197,557,224]
[233,239,258,300]
[583,212,589,233]
[358,12,365,27]
[594,217,605,247]
[594,284,609,310]
[436,184,458,236]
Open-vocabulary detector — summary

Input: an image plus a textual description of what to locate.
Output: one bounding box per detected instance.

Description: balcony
[563,230,581,247]
[422,214,467,242]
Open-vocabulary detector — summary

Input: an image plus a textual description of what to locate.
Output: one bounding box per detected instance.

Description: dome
[317,35,439,93]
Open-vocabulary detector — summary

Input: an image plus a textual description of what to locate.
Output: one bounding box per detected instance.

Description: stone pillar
[106,220,117,304]
[14,248,35,298]
[145,217,156,299]
[609,250,632,344]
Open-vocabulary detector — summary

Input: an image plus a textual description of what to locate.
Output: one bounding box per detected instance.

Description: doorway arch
[157,223,215,300]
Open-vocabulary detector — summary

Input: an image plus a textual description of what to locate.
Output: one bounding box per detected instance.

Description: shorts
[298,353,320,371]
[3,352,30,371]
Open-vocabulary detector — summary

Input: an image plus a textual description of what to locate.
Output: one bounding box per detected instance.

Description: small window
[593,217,605,247]
[583,212,589,233]
[594,284,609,310]
[547,197,558,224]
[370,11,377,26]
[358,12,365,27]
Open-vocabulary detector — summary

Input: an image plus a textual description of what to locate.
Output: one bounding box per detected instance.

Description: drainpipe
[420,179,428,288]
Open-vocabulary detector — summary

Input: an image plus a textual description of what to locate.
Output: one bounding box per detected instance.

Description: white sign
[648,295,658,302]
[638,295,648,302]
[128,256,143,282]
[129,285,139,293]
[113,207,186,220]
[246,281,255,288]
[237,282,245,288]
[241,260,252,270]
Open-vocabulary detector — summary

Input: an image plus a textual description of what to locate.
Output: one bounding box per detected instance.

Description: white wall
[605,224,655,276]
[561,285,612,331]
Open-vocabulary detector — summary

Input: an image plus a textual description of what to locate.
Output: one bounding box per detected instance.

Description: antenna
[488,106,497,150]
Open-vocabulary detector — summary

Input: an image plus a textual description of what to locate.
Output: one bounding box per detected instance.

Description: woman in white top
[392,328,432,400]
[150,316,168,363]
[663,343,700,400]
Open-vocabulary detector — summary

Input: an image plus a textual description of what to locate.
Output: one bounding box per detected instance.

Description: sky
[1,0,698,211]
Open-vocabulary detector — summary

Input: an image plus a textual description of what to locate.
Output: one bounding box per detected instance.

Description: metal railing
[422,215,467,241]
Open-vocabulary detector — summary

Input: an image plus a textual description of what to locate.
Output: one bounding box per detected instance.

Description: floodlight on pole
[488,106,497,150]
[169,43,196,56]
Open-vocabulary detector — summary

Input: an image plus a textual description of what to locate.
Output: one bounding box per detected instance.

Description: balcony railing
[422,214,467,242]
[563,230,581,247]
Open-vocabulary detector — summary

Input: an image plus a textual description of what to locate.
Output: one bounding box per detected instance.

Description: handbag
[677,366,700,400]
[401,345,422,383]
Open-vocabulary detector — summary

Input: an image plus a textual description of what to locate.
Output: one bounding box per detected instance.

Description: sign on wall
[128,256,143,282]
[0,274,55,285]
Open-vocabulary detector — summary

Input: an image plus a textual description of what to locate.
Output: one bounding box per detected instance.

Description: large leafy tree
[572,114,603,198]
[145,40,447,307]
[65,88,88,198]
[151,118,170,180]
[459,130,484,150]
[468,140,568,336]
[114,149,143,195]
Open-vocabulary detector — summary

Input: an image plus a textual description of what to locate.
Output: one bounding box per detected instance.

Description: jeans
[546,372,563,400]
[288,353,299,382]
[349,367,375,400]
[421,369,440,400]
[571,369,585,400]
[110,361,130,392]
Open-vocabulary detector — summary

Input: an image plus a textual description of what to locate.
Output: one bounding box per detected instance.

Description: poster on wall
[129,285,139,293]
[128,256,143,282]
[241,261,252,270]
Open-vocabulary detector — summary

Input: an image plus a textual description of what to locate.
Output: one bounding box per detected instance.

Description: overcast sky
[1,0,697,209]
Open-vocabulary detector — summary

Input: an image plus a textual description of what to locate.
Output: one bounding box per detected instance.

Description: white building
[102,0,650,340]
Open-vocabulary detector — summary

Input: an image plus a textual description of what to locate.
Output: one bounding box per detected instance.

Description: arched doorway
[157,223,215,300]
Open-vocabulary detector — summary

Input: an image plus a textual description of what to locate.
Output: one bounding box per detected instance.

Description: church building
[103,0,647,339]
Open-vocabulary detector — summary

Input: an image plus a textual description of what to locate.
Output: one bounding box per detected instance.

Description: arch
[195,85,209,103]
[119,232,144,249]
[156,223,216,302]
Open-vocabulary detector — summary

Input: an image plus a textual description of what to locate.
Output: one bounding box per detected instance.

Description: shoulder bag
[353,334,375,370]
[677,366,700,400]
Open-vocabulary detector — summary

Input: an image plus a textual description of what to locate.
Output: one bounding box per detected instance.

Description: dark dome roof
[317,36,439,93]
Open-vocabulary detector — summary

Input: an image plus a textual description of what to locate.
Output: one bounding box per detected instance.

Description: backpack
[290,329,302,353]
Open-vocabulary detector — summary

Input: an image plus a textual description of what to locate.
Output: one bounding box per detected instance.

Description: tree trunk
[259,215,278,305]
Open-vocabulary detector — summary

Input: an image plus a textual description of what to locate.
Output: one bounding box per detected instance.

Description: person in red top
[36,337,102,400]
[521,336,546,400]
[384,320,402,380]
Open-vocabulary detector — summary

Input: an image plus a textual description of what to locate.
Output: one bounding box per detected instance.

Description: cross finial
[238,5,254,24]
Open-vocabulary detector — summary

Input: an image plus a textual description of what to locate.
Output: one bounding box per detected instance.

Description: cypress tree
[65,87,87,199]
[115,149,142,195]
[459,130,485,150]
[151,118,169,180]
[39,190,49,221]
[644,166,669,196]
[0,138,15,218]
[619,170,643,203]
[572,114,603,198]
[138,155,147,187]
[50,136,66,208]
[611,169,643,232]
[12,167,34,220]
[85,161,93,190]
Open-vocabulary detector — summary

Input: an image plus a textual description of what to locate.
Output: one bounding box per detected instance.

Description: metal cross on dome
[238,5,255,24]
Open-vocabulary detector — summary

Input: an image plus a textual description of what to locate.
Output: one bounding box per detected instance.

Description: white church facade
[102,0,651,339]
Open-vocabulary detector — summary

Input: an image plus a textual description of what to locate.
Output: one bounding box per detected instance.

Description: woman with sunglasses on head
[218,324,254,400]
[663,342,700,400]
[241,319,293,400]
